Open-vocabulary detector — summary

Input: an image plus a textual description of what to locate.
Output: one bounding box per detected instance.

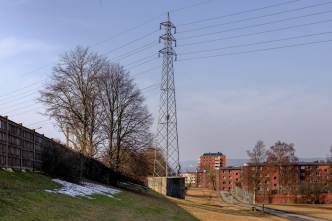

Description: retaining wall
[148,176,185,199]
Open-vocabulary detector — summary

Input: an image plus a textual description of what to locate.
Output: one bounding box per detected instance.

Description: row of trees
[245,141,332,204]
[39,47,154,179]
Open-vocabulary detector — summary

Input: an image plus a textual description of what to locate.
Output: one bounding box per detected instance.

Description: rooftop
[202,152,224,156]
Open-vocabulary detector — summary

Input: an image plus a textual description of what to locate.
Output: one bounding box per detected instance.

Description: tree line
[39,47,154,181]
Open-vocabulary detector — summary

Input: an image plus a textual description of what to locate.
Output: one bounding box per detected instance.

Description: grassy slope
[0,169,198,221]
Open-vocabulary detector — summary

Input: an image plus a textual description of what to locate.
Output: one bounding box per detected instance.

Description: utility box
[148,176,185,199]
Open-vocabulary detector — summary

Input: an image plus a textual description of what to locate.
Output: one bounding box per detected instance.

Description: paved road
[219,191,327,221]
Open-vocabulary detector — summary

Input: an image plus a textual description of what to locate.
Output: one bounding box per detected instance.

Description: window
[0,120,6,130]
[0,132,6,141]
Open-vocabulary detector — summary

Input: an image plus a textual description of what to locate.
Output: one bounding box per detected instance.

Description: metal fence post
[33,130,36,172]
[5,116,9,168]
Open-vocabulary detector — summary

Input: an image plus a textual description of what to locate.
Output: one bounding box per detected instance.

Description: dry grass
[170,188,287,221]
[266,204,332,221]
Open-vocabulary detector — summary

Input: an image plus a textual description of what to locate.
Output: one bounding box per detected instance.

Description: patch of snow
[46,179,121,198]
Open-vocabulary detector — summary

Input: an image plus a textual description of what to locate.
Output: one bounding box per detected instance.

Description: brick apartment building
[241,162,332,195]
[196,152,240,191]
[196,152,332,203]
[199,152,226,171]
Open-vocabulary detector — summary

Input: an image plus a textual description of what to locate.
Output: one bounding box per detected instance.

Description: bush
[42,145,81,183]
[42,144,144,187]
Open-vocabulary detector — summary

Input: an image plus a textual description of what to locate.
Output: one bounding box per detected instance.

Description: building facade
[0,115,69,170]
[199,152,226,171]
[196,152,240,191]
[241,162,332,195]
[196,151,332,203]
[181,172,196,186]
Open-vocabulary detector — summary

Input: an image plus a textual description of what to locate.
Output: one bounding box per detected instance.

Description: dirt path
[265,204,332,221]
[219,191,328,221]
[170,188,287,221]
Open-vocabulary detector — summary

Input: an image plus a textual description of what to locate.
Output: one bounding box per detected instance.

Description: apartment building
[199,152,226,171]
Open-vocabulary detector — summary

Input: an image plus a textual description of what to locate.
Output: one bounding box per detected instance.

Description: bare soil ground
[266,204,332,221]
[170,188,287,221]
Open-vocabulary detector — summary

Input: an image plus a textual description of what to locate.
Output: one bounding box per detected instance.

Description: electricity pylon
[154,13,180,177]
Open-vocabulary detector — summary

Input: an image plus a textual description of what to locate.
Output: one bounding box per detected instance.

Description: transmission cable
[111,41,157,61]
[179,39,332,61]
[178,1,332,34]
[179,18,332,47]
[178,0,304,26]
[179,31,332,55]
[179,10,332,40]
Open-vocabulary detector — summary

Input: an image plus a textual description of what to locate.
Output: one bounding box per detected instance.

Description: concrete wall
[148,176,185,199]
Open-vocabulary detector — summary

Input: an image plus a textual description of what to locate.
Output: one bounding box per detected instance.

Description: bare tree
[267,141,298,194]
[328,145,332,162]
[96,63,153,171]
[39,47,105,158]
[328,146,332,192]
[207,169,217,190]
[246,140,267,204]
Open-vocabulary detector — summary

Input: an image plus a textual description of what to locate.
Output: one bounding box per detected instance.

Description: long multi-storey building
[241,162,332,195]
[196,166,241,191]
[0,115,60,170]
[196,151,332,203]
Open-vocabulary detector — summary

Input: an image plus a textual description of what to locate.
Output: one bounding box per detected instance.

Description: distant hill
[181,157,326,172]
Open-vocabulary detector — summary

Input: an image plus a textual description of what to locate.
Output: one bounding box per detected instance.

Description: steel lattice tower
[154,13,180,177]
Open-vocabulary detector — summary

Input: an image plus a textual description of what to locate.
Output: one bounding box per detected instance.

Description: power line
[0,91,38,108]
[0,57,159,112]
[132,65,160,78]
[170,0,217,13]
[127,57,159,70]
[178,0,304,26]
[179,31,332,55]
[25,119,52,127]
[4,104,43,117]
[102,30,159,56]
[125,54,158,68]
[140,83,160,91]
[111,41,157,61]
[0,80,43,98]
[20,83,160,127]
[179,38,332,61]
[92,0,218,47]
[0,84,41,101]
[179,10,332,40]
[0,39,158,101]
[179,18,332,47]
[178,1,332,34]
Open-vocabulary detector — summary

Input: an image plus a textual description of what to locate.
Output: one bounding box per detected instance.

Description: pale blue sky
[1,0,332,161]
